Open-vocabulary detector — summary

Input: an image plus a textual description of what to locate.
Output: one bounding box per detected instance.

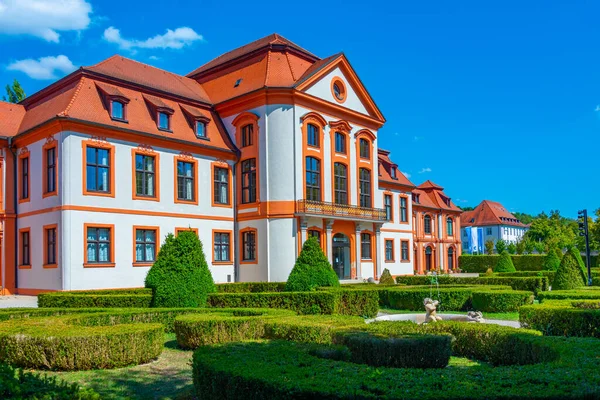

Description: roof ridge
[265,51,272,87]
[59,77,85,117]
[285,52,297,81]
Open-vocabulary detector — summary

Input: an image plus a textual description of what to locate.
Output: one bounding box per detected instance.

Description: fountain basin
[367,313,520,328]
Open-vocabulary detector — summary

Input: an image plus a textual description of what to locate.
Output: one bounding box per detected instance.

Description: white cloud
[7,55,76,80]
[148,55,160,61]
[402,171,411,178]
[456,198,469,203]
[419,167,432,174]
[0,0,92,42]
[103,26,203,50]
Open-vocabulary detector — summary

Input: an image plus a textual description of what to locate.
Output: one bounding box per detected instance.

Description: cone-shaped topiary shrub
[285,237,340,291]
[145,230,216,307]
[542,248,561,271]
[379,268,395,285]
[553,248,587,290]
[573,249,589,283]
[493,251,516,273]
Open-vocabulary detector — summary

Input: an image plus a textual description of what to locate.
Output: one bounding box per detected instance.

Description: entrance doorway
[425,246,433,272]
[333,233,351,279]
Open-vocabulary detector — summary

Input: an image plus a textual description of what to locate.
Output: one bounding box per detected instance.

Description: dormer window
[390,166,397,179]
[111,100,125,120]
[158,111,170,131]
[196,120,206,138]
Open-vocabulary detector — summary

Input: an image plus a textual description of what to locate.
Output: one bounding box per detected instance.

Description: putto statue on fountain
[423,298,443,323]
[466,311,485,323]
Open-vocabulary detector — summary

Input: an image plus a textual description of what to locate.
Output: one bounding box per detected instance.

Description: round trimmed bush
[379,268,395,285]
[494,251,516,273]
[285,237,339,291]
[553,248,587,290]
[145,231,216,307]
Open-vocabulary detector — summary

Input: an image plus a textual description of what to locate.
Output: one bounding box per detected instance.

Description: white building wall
[304,67,369,115]
[379,189,414,276]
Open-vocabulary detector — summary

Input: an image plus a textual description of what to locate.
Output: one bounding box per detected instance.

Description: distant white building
[460,200,529,254]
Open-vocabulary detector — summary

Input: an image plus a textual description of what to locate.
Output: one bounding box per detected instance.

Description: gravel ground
[0,295,38,309]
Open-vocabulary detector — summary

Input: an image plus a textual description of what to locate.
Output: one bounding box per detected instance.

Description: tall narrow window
[241,124,253,147]
[359,168,371,208]
[177,160,195,202]
[307,123,319,147]
[334,163,348,205]
[242,231,256,261]
[401,241,409,261]
[135,154,156,198]
[385,239,394,262]
[46,227,57,265]
[86,147,111,193]
[214,167,230,205]
[448,248,454,270]
[135,228,157,263]
[241,159,256,204]
[305,157,321,201]
[424,215,432,234]
[359,138,370,159]
[384,194,392,221]
[20,156,29,200]
[21,230,30,266]
[86,227,111,263]
[196,121,206,138]
[45,147,56,194]
[400,197,408,222]
[214,232,231,262]
[111,100,125,120]
[446,217,453,235]
[335,132,346,153]
[361,233,372,259]
[308,229,321,244]
[158,111,170,130]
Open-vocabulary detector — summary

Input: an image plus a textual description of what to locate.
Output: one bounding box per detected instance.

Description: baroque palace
[0,34,461,295]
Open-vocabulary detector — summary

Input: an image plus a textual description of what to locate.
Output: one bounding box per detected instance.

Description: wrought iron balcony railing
[296,199,388,222]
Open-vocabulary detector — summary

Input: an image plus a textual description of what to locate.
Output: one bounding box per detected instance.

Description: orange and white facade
[0,34,455,294]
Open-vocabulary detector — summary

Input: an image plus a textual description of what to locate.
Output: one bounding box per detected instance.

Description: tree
[507,242,517,254]
[459,206,475,211]
[524,238,534,254]
[286,237,340,291]
[524,210,577,251]
[3,79,26,103]
[515,239,525,255]
[533,241,546,254]
[553,247,587,290]
[145,230,216,307]
[513,211,535,225]
[379,268,395,285]
[495,239,507,254]
[542,248,561,271]
[494,250,516,272]
[484,240,494,255]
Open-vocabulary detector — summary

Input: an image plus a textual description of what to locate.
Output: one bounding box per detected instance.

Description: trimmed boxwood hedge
[38,293,152,308]
[537,288,600,302]
[394,275,549,293]
[459,254,546,272]
[0,362,100,399]
[520,300,600,338]
[191,319,600,399]
[215,282,286,293]
[471,290,534,312]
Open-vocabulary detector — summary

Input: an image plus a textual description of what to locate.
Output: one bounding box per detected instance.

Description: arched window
[241,159,256,204]
[307,123,319,147]
[359,168,371,207]
[333,162,347,205]
[305,157,321,201]
[241,124,253,147]
[424,215,432,234]
[446,217,453,235]
[448,247,454,270]
[359,138,370,159]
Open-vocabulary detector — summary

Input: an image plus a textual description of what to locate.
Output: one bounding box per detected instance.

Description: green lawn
[44,334,195,400]
[378,308,520,321]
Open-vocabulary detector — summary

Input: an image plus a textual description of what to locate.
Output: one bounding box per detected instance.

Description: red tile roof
[377,149,415,189]
[0,101,26,137]
[461,200,527,227]
[412,180,462,213]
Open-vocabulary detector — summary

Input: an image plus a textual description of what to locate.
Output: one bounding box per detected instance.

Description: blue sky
[0,0,598,218]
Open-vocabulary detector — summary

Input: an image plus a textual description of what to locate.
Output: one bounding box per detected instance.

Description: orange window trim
[131,148,161,202]
[302,112,327,202]
[400,240,411,262]
[240,227,258,265]
[233,113,260,206]
[211,161,233,208]
[43,223,58,269]
[18,227,31,268]
[83,223,116,268]
[329,120,352,205]
[398,194,410,225]
[212,229,233,265]
[18,150,30,204]
[42,139,58,198]
[360,230,375,261]
[384,191,394,224]
[132,225,160,267]
[175,227,199,236]
[330,76,347,104]
[357,167,373,208]
[173,155,199,205]
[307,225,326,253]
[384,238,395,263]
[82,140,116,198]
